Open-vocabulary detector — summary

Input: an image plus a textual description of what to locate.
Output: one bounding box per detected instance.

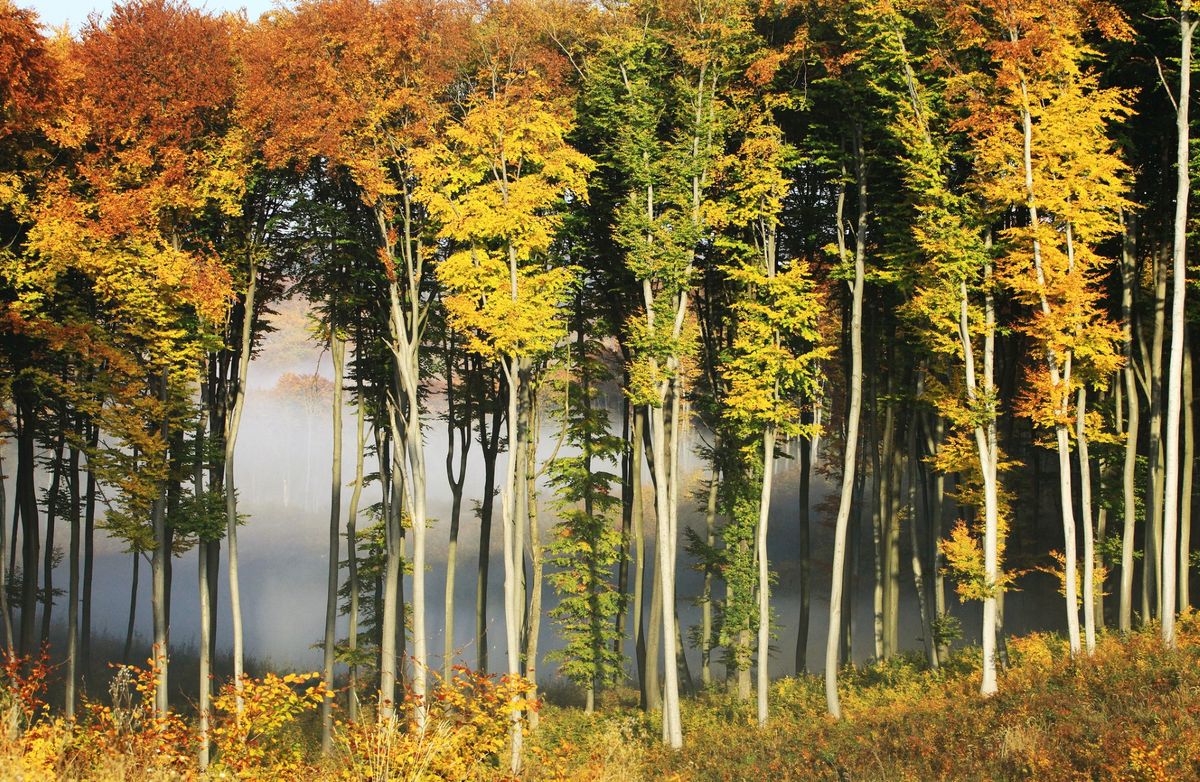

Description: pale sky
[22,0,281,31]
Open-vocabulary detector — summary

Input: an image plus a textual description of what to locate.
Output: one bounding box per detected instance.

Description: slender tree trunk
[501,354,526,771]
[1019,81,1081,654]
[1180,341,1194,611]
[616,395,633,665]
[123,552,138,664]
[756,426,776,727]
[1145,250,1168,623]
[65,445,80,718]
[0,452,12,653]
[346,375,366,722]
[321,332,345,753]
[443,356,470,682]
[1162,1,1196,647]
[150,376,170,716]
[40,435,64,646]
[826,133,866,720]
[795,423,813,674]
[225,255,256,710]
[1078,388,1097,654]
[631,408,648,705]
[1120,214,1140,632]
[700,459,718,687]
[15,383,40,657]
[81,423,97,684]
[195,396,211,770]
[476,391,501,674]
[379,422,402,719]
[523,397,544,728]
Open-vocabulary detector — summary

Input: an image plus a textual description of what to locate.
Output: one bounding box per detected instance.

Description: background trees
[2,0,1200,773]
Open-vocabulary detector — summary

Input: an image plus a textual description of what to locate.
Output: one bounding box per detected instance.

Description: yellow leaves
[1035,550,1108,605]
[414,67,592,363]
[438,249,578,360]
[940,519,1016,602]
[211,671,329,781]
[722,259,831,434]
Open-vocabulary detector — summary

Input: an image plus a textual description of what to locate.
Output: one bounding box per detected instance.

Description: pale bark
[1181,343,1194,611]
[346,377,366,722]
[826,134,866,720]
[1018,77,1080,654]
[630,409,648,704]
[700,461,718,687]
[151,376,170,716]
[224,254,257,710]
[1078,388,1097,654]
[1162,2,1196,648]
[756,426,776,727]
[1119,213,1140,632]
[442,343,470,682]
[1145,251,1167,622]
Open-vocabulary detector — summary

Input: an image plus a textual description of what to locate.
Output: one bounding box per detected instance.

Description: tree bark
[1119,213,1140,632]
[321,331,345,753]
[225,253,257,711]
[65,444,80,718]
[1162,1,1196,647]
[826,131,866,720]
[40,434,64,646]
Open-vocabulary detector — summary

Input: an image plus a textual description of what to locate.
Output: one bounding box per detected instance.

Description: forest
[2,0,1200,779]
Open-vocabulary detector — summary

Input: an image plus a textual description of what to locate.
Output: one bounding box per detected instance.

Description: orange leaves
[210,672,328,780]
[0,1,61,142]
[239,0,461,201]
[335,666,538,782]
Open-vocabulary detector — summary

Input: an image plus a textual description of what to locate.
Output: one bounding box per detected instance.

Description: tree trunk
[225,254,257,711]
[123,552,138,665]
[476,388,502,674]
[523,397,544,728]
[150,377,170,716]
[1145,249,1168,623]
[1180,340,1194,611]
[346,373,366,722]
[321,332,345,753]
[81,422,98,684]
[1078,387,1097,654]
[795,423,813,674]
[443,348,470,682]
[631,408,648,706]
[65,445,80,718]
[826,131,866,720]
[1162,1,1196,647]
[0,452,11,653]
[40,434,65,646]
[700,459,718,687]
[15,382,40,657]
[756,426,776,727]
[1119,213,1140,633]
[196,398,211,770]
[378,423,402,718]
[1019,82,1080,654]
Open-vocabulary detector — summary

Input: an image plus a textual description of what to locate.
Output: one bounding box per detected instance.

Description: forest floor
[2,618,1198,781]
[526,617,1200,781]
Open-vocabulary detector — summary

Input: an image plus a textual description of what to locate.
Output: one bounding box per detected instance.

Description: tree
[1161,0,1197,649]
[414,6,592,760]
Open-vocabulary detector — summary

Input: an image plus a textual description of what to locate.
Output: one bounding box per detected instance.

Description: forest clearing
[2,0,1200,778]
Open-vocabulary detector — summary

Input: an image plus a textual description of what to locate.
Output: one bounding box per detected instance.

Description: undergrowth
[3,618,1198,780]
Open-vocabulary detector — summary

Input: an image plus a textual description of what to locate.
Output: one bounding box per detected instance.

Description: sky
[22,0,279,30]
